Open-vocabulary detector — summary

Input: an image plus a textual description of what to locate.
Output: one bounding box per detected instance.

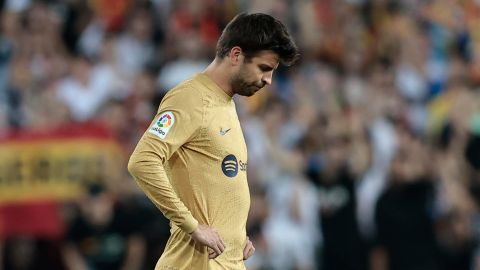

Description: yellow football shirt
[128,73,250,270]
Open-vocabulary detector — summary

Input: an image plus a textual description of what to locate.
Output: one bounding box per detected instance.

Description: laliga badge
[148,111,175,139]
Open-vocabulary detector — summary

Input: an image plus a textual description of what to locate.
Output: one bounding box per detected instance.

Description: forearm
[62,244,89,270]
[120,235,145,270]
[0,240,3,270]
[128,148,198,233]
[370,246,388,270]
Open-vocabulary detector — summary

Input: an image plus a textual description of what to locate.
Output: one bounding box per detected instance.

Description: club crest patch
[148,111,175,139]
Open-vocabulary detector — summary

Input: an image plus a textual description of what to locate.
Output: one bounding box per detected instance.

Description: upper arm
[130,86,204,165]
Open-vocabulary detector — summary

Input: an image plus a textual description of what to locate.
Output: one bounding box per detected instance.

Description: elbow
[128,147,164,181]
[127,150,163,178]
[127,153,141,178]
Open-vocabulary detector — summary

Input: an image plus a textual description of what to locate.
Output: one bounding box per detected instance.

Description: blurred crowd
[1,0,480,269]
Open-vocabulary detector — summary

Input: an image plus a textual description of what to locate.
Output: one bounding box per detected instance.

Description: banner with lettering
[0,122,125,238]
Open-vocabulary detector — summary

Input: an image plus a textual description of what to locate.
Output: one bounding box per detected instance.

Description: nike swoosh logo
[219,128,231,136]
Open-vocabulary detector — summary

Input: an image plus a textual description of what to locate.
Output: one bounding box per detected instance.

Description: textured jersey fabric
[128,73,250,270]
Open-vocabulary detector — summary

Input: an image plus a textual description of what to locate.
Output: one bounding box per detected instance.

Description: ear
[228,46,243,66]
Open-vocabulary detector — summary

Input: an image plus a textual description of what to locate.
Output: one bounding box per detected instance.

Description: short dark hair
[216,13,299,66]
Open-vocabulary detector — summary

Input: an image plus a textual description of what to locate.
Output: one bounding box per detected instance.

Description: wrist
[182,216,199,234]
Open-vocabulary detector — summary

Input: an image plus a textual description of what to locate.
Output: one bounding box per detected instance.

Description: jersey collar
[195,73,232,103]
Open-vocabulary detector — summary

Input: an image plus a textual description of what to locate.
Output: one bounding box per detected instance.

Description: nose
[262,72,273,85]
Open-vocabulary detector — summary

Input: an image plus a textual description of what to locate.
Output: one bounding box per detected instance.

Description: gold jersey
[128,73,250,270]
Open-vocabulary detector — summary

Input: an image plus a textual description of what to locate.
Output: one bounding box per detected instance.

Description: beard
[230,68,265,97]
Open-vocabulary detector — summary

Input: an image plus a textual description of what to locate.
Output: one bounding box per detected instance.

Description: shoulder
[160,79,204,111]
[154,79,206,130]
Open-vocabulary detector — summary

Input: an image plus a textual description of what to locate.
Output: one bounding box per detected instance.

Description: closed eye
[259,64,274,72]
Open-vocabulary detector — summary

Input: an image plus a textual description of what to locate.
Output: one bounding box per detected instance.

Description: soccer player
[128,13,299,270]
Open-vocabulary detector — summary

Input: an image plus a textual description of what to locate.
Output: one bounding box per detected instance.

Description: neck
[203,58,235,97]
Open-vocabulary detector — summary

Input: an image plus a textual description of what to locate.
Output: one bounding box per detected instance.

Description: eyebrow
[259,64,275,71]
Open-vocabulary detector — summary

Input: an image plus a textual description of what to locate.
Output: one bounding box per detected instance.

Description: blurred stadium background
[1,0,480,269]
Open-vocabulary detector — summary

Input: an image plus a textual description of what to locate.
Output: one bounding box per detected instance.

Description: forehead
[249,50,280,68]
